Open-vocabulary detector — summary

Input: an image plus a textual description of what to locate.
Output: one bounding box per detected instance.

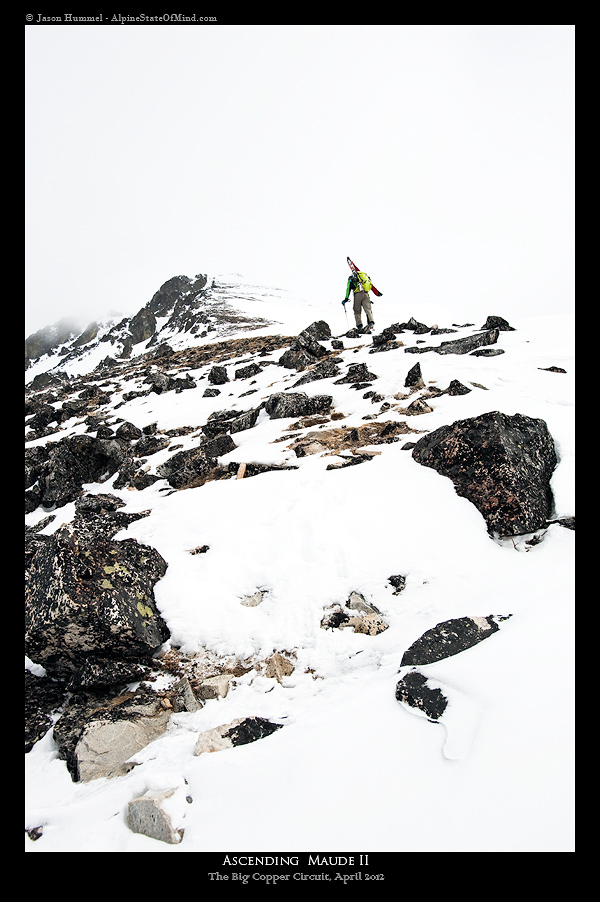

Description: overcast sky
[25,24,574,336]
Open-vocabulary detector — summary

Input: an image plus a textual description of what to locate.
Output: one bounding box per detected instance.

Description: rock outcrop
[411,411,557,535]
[25,500,170,678]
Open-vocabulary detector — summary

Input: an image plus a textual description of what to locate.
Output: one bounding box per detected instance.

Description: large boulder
[411,411,557,536]
[279,321,332,370]
[25,506,170,678]
[26,434,127,512]
[263,392,332,419]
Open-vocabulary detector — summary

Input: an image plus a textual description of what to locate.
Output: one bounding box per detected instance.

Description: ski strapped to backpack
[347,257,383,297]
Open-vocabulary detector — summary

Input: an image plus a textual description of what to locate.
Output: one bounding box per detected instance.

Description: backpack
[356,272,373,292]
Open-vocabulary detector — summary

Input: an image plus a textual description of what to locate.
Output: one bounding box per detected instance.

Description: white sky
[25,24,574,336]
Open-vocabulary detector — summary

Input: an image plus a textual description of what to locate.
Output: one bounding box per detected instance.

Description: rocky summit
[25,271,574,851]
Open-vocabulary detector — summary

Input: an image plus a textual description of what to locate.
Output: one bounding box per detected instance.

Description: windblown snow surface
[25,276,575,854]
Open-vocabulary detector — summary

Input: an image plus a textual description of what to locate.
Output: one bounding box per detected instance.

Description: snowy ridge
[25,274,574,853]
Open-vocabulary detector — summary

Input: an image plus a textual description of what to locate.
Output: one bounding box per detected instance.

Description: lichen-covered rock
[264,392,332,419]
[411,411,557,535]
[25,508,169,677]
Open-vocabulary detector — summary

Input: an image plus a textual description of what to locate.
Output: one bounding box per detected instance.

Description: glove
[342,299,348,305]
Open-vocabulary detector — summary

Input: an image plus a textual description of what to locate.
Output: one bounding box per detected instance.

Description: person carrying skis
[343,270,375,333]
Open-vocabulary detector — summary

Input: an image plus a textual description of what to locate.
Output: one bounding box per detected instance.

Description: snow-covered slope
[25,274,575,854]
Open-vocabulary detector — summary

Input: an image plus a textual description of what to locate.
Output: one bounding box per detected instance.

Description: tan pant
[353,290,374,327]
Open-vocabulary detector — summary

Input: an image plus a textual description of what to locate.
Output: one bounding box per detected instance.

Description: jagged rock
[208,365,229,385]
[278,322,331,370]
[25,670,68,752]
[172,677,202,713]
[235,362,262,380]
[127,789,183,844]
[264,653,295,681]
[198,433,236,458]
[134,433,170,456]
[52,684,171,780]
[400,615,508,666]
[264,392,332,419]
[334,363,378,384]
[480,315,515,331]
[405,328,500,355]
[395,672,448,721]
[196,674,234,700]
[347,591,381,616]
[156,447,219,489]
[67,658,149,691]
[116,421,143,441]
[25,510,169,677]
[405,363,425,389]
[202,407,262,438]
[75,716,169,782]
[145,371,195,395]
[293,359,341,387]
[129,308,157,345]
[147,274,207,318]
[470,348,505,357]
[388,574,406,594]
[194,716,283,755]
[412,411,557,536]
[26,434,127,511]
[444,379,471,395]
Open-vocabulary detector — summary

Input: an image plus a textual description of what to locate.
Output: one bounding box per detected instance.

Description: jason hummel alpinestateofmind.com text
[28,13,218,23]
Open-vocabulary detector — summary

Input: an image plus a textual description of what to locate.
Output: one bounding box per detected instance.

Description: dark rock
[405,328,500,355]
[223,716,282,747]
[156,447,219,489]
[28,435,127,511]
[235,362,262,380]
[202,407,262,438]
[129,308,157,345]
[199,433,237,458]
[470,348,505,357]
[395,671,448,721]
[445,380,471,396]
[293,359,341,387]
[133,433,170,457]
[203,388,221,398]
[208,365,229,385]
[539,366,567,373]
[480,315,515,331]
[400,615,507,666]
[25,670,68,752]
[116,421,143,441]
[388,574,406,594]
[405,363,424,389]
[264,392,332,419]
[334,363,378,384]
[68,658,149,691]
[279,322,332,370]
[412,411,557,535]
[146,274,207,318]
[25,513,169,678]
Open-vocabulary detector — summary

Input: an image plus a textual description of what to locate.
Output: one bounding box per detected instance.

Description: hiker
[343,271,375,333]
